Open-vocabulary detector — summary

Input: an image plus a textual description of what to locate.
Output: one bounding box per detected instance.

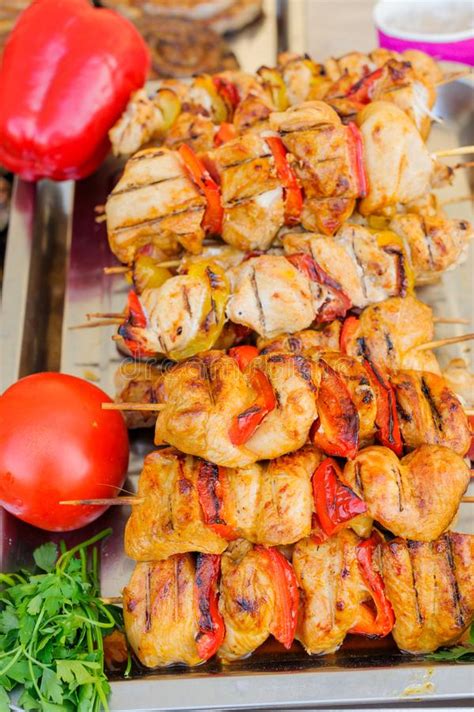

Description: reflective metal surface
[0,4,473,708]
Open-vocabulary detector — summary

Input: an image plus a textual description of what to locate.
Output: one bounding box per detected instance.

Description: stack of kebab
[108,46,450,157]
[78,47,474,671]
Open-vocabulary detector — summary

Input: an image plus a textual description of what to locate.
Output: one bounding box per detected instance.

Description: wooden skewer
[436,69,473,87]
[69,319,122,330]
[465,409,474,416]
[462,496,474,504]
[103,266,129,275]
[102,402,165,412]
[101,596,123,605]
[60,496,144,506]
[433,317,470,325]
[87,312,123,320]
[433,145,474,158]
[414,333,474,352]
[157,259,181,268]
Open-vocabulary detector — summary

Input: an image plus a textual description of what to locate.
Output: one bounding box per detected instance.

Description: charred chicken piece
[114,360,163,428]
[381,533,474,654]
[294,530,393,654]
[106,147,206,263]
[125,447,322,560]
[391,370,471,456]
[218,539,298,660]
[343,445,470,541]
[123,555,203,668]
[269,102,361,235]
[258,321,342,355]
[342,295,440,374]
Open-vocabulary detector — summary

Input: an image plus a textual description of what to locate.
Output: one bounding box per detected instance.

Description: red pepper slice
[254,546,299,649]
[312,458,367,537]
[311,360,359,459]
[178,144,224,235]
[287,253,352,321]
[118,291,156,358]
[229,368,276,445]
[214,122,238,147]
[266,136,303,226]
[347,122,368,198]
[350,533,395,638]
[229,345,259,371]
[197,461,238,541]
[468,415,474,461]
[339,315,360,355]
[346,67,384,104]
[195,553,226,660]
[363,360,403,456]
[212,76,240,111]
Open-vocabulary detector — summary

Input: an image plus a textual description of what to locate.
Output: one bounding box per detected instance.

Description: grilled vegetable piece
[218,540,298,660]
[293,530,391,654]
[343,445,470,541]
[123,555,203,667]
[381,533,474,654]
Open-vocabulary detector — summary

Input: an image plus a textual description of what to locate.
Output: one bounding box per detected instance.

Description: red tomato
[0,372,129,531]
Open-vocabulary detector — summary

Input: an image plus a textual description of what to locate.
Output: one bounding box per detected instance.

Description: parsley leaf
[33,542,58,573]
[426,624,474,662]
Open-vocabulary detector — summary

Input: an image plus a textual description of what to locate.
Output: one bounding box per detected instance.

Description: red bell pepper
[195,554,226,660]
[468,415,474,461]
[350,533,395,638]
[347,122,368,198]
[255,546,299,649]
[311,360,359,459]
[363,360,403,456]
[179,144,224,235]
[229,369,276,445]
[118,290,156,358]
[266,136,303,226]
[0,0,150,181]
[229,345,259,371]
[339,315,360,355]
[346,67,384,104]
[214,122,238,147]
[197,461,238,541]
[312,458,367,537]
[212,77,240,111]
[287,253,352,321]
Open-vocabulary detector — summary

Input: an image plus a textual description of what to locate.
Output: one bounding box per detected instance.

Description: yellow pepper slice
[155,88,181,132]
[258,66,289,111]
[132,255,172,292]
[193,75,229,124]
[168,260,230,361]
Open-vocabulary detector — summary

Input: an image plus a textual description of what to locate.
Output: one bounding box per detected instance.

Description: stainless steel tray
[1,2,473,708]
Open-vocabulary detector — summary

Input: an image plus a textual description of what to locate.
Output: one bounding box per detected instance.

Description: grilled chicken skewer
[106,101,454,264]
[109,47,448,157]
[78,442,470,560]
[123,529,474,667]
[295,530,474,656]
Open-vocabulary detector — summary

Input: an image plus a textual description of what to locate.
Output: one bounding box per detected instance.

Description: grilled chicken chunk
[218,540,276,660]
[258,322,342,355]
[106,148,206,263]
[155,351,257,467]
[154,351,319,466]
[389,212,471,283]
[344,445,470,541]
[357,102,446,216]
[123,556,202,668]
[381,533,474,653]
[125,447,321,560]
[391,370,471,456]
[124,450,229,560]
[343,295,440,374]
[270,102,360,235]
[293,530,371,654]
[442,359,474,408]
